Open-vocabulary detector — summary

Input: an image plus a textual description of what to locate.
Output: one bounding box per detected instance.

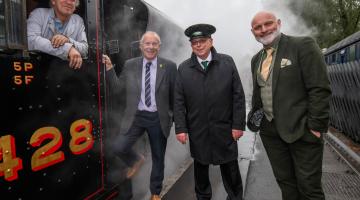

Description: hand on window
[68,47,82,69]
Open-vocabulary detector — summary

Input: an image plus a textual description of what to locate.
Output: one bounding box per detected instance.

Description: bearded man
[248,11,331,200]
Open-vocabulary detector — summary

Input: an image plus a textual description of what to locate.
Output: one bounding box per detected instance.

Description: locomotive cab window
[0,0,88,54]
[0,0,27,51]
[26,0,87,53]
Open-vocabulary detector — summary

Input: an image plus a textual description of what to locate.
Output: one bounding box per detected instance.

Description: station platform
[163,130,256,200]
[162,131,360,200]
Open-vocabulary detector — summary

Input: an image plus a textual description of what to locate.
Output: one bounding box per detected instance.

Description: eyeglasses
[190,38,209,46]
[141,42,160,47]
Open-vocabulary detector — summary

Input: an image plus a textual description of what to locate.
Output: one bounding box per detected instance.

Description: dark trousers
[113,110,167,195]
[194,160,243,200]
[260,119,325,200]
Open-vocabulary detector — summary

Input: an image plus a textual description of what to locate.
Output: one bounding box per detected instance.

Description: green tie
[201,61,209,70]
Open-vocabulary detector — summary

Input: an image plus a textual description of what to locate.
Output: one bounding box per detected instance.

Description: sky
[143,0,312,96]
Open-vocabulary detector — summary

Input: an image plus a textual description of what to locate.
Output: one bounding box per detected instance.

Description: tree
[287,0,360,48]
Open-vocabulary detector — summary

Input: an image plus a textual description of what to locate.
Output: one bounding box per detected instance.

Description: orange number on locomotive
[0,135,23,181]
[69,119,94,155]
[30,127,65,171]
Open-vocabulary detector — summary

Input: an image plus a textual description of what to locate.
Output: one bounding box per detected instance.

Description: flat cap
[184,24,216,41]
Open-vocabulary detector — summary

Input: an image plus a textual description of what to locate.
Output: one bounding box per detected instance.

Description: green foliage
[287,0,360,48]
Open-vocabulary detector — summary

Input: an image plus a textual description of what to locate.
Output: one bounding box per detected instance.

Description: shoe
[150,194,161,200]
[126,154,145,178]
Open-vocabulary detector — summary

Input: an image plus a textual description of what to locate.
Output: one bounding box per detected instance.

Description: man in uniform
[174,24,246,200]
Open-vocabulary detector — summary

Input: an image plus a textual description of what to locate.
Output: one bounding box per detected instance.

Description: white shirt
[197,52,212,69]
[138,57,158,112]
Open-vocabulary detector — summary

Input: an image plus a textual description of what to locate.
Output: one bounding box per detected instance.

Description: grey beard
[256,29,281,46]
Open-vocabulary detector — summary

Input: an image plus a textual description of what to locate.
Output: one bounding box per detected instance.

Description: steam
[144,0,312,100]
[105,1,314,199]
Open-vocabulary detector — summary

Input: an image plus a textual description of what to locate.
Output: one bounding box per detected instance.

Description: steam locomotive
[0,0,189,199]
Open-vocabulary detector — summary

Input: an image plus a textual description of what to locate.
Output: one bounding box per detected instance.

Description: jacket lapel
[156,57,165,91]
[252,51,263,108]
[134,58,143,93]
[253,51,263,78]
[272,34,289,95]
[63,17,75,36]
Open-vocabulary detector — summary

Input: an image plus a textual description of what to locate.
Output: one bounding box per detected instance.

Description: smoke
[104,1,314,199]
[144,0,312,100]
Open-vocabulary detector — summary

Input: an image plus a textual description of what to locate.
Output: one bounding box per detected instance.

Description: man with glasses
[174,24,246,200]
[103,31,177,200]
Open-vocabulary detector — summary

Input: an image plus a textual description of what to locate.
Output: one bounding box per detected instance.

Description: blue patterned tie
[145,62,152,107]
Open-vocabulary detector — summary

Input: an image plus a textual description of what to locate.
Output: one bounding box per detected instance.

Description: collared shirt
[138,57,158,112]
[197,52,212,69]
[54,18,67,34]
[27,8,88,60]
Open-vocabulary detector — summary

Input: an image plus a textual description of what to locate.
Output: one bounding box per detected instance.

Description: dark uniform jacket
[174,48,246,165]
[250,34,331,143]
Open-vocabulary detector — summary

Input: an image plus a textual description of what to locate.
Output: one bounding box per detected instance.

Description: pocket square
[280,58,292,68]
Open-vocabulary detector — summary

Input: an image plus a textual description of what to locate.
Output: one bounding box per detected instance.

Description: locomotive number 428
[0,119,94,182]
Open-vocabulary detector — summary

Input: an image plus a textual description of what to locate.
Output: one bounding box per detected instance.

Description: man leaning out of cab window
[27,0,88,69]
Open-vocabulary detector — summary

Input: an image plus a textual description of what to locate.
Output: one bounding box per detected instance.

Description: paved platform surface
[163,130,256,200]
[321,133,360,200]
[164,131,360,200]
[243,133,281,200]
